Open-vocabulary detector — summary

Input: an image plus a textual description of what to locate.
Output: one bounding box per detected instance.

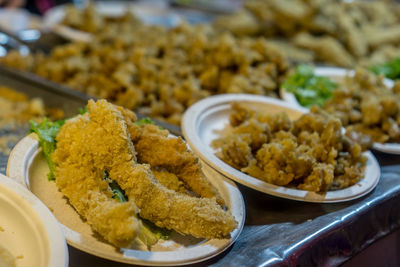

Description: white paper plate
[182,94,381,203]
[7,133,245,266]
[0,173,68,267]
[42,2,181,42]
[280,66,400,154]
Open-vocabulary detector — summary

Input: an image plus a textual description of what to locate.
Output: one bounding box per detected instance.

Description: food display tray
[1,64,400,266]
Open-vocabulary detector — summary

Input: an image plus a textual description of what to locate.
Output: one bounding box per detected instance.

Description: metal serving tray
[0,64,181,135]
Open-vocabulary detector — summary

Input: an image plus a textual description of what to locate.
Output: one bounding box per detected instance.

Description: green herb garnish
[136,117,155,126]
[282,65,337,108]
[29,119,65,181]
[370,57,400,80]
[78,105,88,115]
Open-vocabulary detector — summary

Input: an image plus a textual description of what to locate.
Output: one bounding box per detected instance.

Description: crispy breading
[82,100,236,239]
[53,113,140,247]
[152,168,187,194]
[114,105,226,206]
[323,68,400,144]
[213,103,366,192]
[132,124,225,206]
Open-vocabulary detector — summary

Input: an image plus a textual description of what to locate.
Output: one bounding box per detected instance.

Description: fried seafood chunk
[81,100,237,239]
[213,103,366,192]
[323,68,400,144]
[53,113,140,247]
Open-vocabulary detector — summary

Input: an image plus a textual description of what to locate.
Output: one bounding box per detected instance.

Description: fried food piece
[213,103,366,192]
[53,114,140,248]
[116,106,225,205]
[213,134,253,170]
[294,33,355,68]
[83,99,237,239]
[323,68,400,144]
[152,168,187,194]
[124,122,226,207]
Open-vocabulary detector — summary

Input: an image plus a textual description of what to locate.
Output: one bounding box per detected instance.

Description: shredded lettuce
[282,65,337,108]
[29,119,65,181]
[370,58,400,80]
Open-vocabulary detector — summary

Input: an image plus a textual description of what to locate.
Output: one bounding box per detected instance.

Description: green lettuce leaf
[282,65,337,108]
[370,57,400,79]
[29,119,65,181]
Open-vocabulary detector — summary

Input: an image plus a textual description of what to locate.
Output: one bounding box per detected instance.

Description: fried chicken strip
[86,99,237,239]
[117,106,225,206]
[133,124,225,206]
[53,114,140,247]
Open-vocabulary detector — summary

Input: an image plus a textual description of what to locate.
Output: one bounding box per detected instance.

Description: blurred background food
[0,86,63,167]
[215,0,400,68]
[0,3,289,125]
[1,0,400,130]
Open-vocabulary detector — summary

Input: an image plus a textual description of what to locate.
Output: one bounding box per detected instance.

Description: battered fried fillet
[152,168,187,194]
[118,107,225,207]
[52,114,140,247]
[133,125,225,206]
[81,100,236,239]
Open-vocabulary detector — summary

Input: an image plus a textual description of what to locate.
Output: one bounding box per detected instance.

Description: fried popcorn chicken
[212,103,366,192]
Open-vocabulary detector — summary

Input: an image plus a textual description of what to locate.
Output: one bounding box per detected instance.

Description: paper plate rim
[280,66,399,155]
[0,173,68,267]
[7,133,245,266]
[182,94,381,203]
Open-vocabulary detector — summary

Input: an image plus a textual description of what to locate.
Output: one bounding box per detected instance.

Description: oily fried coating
[85,100,237,239]
[122,120,225,207]
[323,68,400,144]
[152,168,187,194]
[213,103,366,192]
[113,105,225,206]
[53,114,140,248]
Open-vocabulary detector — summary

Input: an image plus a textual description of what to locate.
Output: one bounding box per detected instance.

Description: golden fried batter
[53,113,140,247]
[212,103,366,192]
[323,68,400,147]
[115,107,226,206]
[152,168,187,194]
[59,99,236,239]
[132,124,225,206]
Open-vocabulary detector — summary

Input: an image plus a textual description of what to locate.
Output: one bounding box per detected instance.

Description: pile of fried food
[0,86,63,155]
[215,0,400,67]
[212,103,366,192]
[52,99,236,247]
[322,69,400,148]
[0,4,289,126]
